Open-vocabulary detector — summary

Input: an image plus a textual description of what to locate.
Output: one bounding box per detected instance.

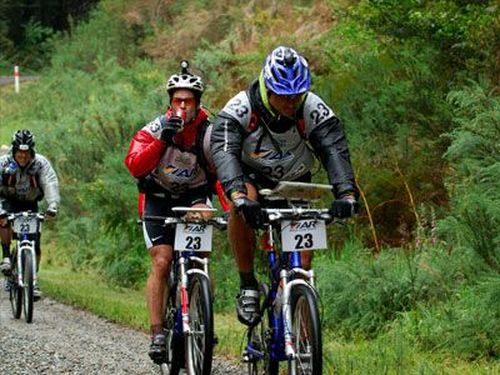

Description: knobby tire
[288,284,322,375]
[9,260,22,319]
[22,250,34,323]
[187,273,214,375]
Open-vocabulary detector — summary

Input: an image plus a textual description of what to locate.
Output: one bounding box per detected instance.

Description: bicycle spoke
[187,274,213,375]
[290,285,321,375]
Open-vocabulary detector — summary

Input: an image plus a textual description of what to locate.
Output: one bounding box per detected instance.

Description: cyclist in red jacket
[124,61,227,364]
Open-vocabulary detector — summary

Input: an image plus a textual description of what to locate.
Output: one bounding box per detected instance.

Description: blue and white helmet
[262,46,311,95]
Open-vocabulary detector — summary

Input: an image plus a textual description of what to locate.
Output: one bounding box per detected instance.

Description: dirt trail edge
[0,290,245,374]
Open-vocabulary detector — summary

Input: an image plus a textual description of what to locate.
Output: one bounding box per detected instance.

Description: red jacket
[125,108,230,215]
[125,108,210,178]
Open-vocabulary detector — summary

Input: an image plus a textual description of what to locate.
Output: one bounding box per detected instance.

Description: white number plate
[13,217,38,234]
[174,224,213,252]
[281,220,327,252]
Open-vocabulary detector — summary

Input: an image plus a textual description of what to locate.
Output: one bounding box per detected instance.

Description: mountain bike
[7,211,45,323]
[242,181,336,375]
[143,207,227,375]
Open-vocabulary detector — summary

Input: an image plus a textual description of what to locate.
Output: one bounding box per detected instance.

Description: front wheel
[162,285,184,375]
[22,250,34,323]
[186,273,214,375]
[9,273,22,319]
[288,284,322,375]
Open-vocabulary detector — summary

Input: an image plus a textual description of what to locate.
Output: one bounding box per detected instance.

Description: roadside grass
[0,81,39,144]
[324,330,499,375]
[38,264,499,374]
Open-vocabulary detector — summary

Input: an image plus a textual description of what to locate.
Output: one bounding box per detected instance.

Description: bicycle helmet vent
[262,46,311,95]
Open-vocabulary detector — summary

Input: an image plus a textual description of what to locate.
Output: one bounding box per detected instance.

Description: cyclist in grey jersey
[211,46,359,326]
[0,130,60,299]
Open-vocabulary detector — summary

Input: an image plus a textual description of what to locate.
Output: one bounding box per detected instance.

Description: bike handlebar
[6,211,45,222]
[261,207,338,224]
[141,215,228,230]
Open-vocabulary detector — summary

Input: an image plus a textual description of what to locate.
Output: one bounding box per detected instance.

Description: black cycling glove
[233,197,263,229]
[46,204,58,217]
[160,116,184,142]
[330,196,359,219]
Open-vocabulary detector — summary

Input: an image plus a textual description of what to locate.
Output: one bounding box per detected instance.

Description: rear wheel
[161,283,183,375]
[9,250,22,319]
[288,284,322,375]
[22,250,34,323]
[186,273,213,375]
[246,282,279,375]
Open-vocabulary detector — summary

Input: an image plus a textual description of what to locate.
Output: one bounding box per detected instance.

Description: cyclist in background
[210,46,359,326]
[125,61,227,364]
[0,129,60,299]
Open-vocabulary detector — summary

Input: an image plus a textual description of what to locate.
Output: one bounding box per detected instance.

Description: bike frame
[10,212,43,290]
[173,249,210,338]
[148,209,225,375]
[246,206,331,373]
[14,233,37,289]
[263,223,317,365]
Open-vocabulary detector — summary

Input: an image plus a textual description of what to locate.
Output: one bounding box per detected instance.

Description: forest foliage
[0,0,498,362]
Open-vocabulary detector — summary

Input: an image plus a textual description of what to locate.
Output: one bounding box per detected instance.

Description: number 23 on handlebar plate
[281,219,327,252]
[174,223,213,252]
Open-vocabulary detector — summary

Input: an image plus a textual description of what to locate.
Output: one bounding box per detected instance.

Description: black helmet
[12,129,36,154]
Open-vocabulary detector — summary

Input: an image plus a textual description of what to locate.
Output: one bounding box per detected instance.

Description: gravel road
[0,288,245,374]
[0,76,39,86]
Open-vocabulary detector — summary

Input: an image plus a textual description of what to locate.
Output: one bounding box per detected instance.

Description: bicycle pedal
[213,335,219,345]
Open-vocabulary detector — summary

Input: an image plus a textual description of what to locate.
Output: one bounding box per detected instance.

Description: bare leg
[227,183,258,274]
[147,244,173,328]
[0,226,12,258]
[301,251,313,270]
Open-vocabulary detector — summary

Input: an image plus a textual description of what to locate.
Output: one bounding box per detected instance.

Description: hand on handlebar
[233,196,263,229]
[45,204,58,218]
[330,196,359,219]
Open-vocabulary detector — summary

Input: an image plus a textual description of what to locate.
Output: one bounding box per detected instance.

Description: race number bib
[281,220,327,252]
[13,217,39,234]
[174,223,213,252]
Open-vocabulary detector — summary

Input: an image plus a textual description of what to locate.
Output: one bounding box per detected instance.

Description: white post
[14,65,20,93]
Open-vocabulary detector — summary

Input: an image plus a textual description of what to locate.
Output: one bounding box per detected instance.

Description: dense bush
[316,242,482,337]
[402,276,500,359]
[439,80,500,272]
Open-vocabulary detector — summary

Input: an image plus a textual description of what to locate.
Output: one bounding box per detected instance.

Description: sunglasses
[171,97,196,107]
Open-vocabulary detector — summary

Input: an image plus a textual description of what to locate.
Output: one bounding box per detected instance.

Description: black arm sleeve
[308,116,359,199]
[210,113,247,198]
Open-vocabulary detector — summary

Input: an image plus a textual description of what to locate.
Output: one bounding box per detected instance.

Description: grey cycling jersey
[0,153,60,211]
[143,116,209,194]
[211,82,358,199]
[221,91,323,182]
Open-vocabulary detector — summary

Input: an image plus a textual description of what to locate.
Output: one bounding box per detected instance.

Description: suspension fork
[282,251,315,362]
[16,238,36,287]
[178,256,191,335]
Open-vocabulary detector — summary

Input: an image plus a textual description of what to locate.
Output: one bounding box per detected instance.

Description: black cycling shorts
[142,191,212,249]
